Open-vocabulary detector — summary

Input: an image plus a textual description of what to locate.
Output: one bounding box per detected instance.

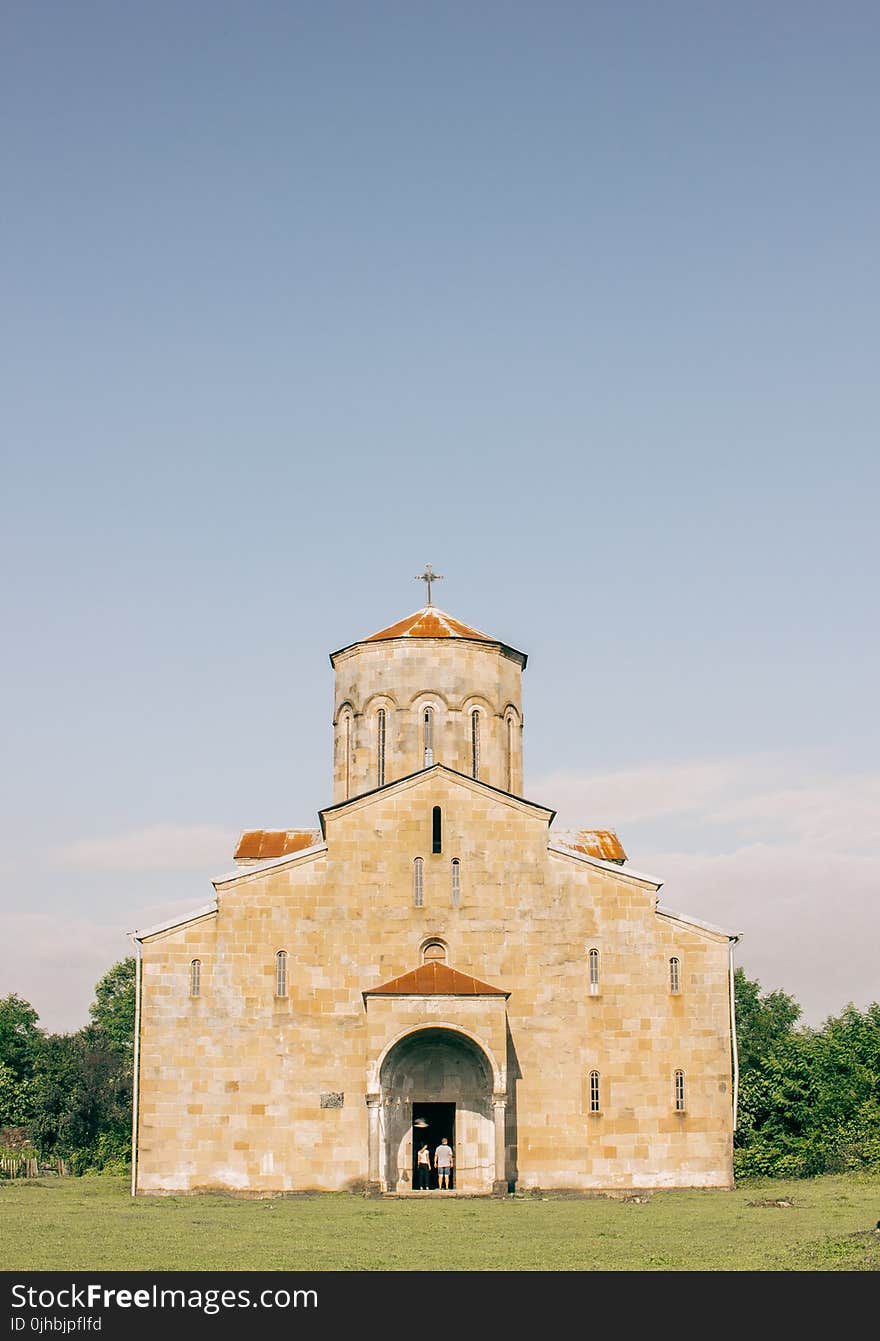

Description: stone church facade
[130,598,739,1195]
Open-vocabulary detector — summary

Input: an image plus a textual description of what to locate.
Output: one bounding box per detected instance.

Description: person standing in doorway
[416,1143,431,1190]
[434,1137,454,1190]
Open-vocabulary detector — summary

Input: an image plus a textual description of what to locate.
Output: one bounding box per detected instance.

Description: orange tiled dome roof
[364,606,494,642]
[330,605,527,667]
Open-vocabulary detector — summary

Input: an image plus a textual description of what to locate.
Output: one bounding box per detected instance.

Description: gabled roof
[129,900,218,942]
[318,762,555,834]
[364,961,509,997]
[547,838,663,891]
[330,606,527,668]
[212,837,327,888]
[234,829,322,862]
[656,905,740,943]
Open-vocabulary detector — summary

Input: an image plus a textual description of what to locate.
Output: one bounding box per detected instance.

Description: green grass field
[2,1172,879,1271]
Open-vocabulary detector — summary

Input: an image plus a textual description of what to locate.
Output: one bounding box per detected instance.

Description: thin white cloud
[0,913,132,1034]
[535,754,880,1027]
[53,825,238,873]
[642,843,880,1028]
[0,898,211,1035]
[533,755,789,828]
[708,777,880,851]
[535,755,880,853]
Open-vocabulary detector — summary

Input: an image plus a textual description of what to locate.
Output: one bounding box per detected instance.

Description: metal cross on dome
[415,563,444,606]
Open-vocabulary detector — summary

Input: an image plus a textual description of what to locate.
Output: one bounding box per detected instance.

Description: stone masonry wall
[331,640,524,801]
[135,769,734,1194]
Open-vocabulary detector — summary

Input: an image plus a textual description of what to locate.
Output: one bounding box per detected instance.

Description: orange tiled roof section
[557,829,627,864]
[364,606,494,643]
[234,829,322,861]
[364,962,508,997]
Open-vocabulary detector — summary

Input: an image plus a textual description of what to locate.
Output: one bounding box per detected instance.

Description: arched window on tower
[343,711,352,799]
[451,858,461,907]
[470,709,481,780]
[189,959,201,998]
[275,950,288,998]
[669,956,681,994]
[423,707,434,767]
[413,857,424,907]
[376,708,386,788]
[506,713,515,792]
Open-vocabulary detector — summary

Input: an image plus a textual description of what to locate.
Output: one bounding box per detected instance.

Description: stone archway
[375,1026,504,1194]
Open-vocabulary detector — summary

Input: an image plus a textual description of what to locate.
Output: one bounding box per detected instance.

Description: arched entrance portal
[378,1027,498,1193]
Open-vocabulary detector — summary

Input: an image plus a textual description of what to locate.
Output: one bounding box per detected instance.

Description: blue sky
[2,1,877,1031]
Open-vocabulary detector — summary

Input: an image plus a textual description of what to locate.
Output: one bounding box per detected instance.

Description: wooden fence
[0,1156,68,1178]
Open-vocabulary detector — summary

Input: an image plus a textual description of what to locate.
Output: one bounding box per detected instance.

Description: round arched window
[421,940,447,964]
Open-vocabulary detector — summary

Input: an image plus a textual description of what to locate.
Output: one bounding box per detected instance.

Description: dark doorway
[412,1102,455,1190]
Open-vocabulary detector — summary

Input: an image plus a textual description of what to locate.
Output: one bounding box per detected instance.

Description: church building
[130,573,740,1196]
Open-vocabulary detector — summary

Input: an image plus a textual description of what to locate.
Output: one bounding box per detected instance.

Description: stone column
[366,1093,382,1197]
[492,1094,507,1196]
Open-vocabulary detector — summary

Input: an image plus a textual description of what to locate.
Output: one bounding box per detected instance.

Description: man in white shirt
[434,1137,454,1190]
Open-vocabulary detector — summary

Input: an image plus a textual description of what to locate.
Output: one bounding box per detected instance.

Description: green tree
[734,968,801,1071]
[30,1026,132,1173]
[6,961,137,1172]
[88,957,136,1056]
[0,993,44,1082]
[0,1061,37,1129]
[734,978,880,1179]
[806,1002,880,1172]
[0,993,44,1132]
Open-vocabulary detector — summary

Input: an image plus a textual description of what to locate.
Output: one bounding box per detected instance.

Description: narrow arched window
[423,707,434,767]
[588,948,600,996]
[451,858,461,907]
[589,1070,601,1114]
[674,1069,686,1112]
[275,950,288,998]
[669,956,681,994]
[413,857,424,907]
[470,709,480,779]
[343,712,352,799]
[376,708,386,788]
[422,939,446,964]
[432,805,442,854]
[189,959,201,998]
[506,714,515,792]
